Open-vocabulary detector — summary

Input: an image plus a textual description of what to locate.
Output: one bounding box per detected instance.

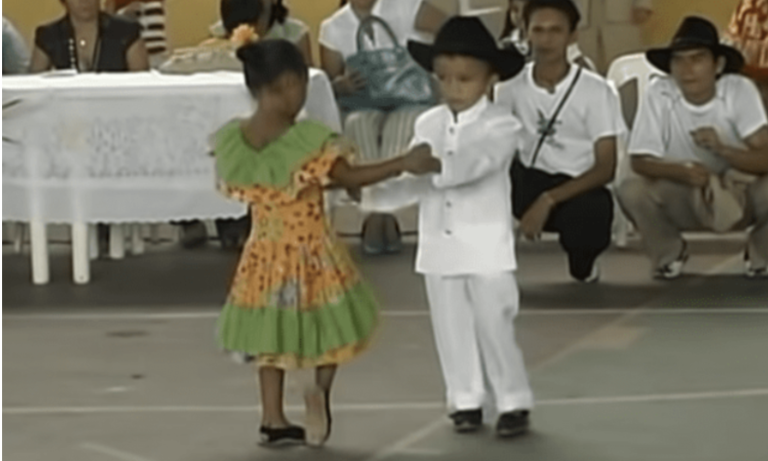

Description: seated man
[617,16,768,279]
[495,0,622,282]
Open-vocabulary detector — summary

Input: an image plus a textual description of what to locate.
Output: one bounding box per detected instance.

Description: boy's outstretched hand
[403,143,441,175]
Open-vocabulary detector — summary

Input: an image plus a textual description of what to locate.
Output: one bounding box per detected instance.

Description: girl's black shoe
[258,425,305,446]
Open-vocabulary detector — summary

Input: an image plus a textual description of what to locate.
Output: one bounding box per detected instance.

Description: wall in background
[0,0,745,63]
[644,0,741,46]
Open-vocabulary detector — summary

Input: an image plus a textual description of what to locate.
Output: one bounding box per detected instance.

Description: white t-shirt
[319,0,427,60]
[628,74,768,174]
[495,62,624,177]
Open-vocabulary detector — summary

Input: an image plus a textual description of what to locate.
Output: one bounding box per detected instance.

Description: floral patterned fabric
[214,119,379,369]
[725,0,768,77]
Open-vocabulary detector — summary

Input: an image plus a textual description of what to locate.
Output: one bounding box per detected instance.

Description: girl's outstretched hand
[403,144,441,176]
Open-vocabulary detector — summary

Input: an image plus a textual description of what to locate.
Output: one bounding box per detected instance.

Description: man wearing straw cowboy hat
[617,16,768,279]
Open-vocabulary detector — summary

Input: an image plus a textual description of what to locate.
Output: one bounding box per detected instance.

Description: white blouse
[319,0,427,60]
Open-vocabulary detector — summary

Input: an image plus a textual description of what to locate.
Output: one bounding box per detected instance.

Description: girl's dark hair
[523,0,581,32]
[340,0,347,6]
[237,39,308,95]
[220,0,289,36]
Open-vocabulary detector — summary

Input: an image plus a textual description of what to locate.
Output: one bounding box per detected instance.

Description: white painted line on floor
[6,388,768,417]
[397,448,443,456]
[540,388,768,406]
[4,402,443,416]
[80,443,153,461]
[7,307,768,322]
[365,419,447,461]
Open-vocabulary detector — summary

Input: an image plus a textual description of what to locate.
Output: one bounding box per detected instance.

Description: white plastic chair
[606,52,662,247]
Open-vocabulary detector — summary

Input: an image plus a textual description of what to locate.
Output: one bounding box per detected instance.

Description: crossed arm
[631,126,768,189]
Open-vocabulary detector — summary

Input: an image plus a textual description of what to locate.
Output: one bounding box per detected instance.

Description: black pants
[511,159,614,279]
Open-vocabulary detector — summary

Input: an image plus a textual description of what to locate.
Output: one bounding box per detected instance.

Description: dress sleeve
[293,137,357,189]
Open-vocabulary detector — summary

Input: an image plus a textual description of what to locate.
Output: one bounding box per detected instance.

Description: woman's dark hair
[523,0,581,32]
[499,1,518,40]
[220,0,289,36]
[237,39,308,95]
[500,0,530,40]
[271,0,289,25]
[340,0,347,6]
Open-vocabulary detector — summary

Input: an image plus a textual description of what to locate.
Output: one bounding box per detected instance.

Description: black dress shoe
[495,410,530,438]
[449,409,483,433]
[258,425,305,446]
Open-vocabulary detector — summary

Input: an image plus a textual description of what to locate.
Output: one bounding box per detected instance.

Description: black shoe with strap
[449,409,483,433]
[258,425,305,446]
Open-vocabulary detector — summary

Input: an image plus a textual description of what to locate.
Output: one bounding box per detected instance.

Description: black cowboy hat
[407,16,525,81]
[646,16,745,74]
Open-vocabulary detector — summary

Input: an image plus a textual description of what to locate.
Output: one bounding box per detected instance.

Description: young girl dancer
[212,35,434,447]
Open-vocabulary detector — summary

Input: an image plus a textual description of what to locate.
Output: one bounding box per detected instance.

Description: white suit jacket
[362,97,521,276]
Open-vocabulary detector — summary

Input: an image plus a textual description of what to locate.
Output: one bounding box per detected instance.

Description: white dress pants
[424,272,534,415]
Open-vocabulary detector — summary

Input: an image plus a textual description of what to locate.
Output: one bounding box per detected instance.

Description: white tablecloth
[2,69,341,224]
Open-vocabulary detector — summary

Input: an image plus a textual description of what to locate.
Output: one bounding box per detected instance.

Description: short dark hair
[523,0,581,32]
[220,0,289,36]
[237,39,308,95]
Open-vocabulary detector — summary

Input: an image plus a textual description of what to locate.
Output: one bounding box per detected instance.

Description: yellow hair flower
[230,24,260,47]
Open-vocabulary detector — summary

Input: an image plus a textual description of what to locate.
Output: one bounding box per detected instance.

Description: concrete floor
[3,235,768,461]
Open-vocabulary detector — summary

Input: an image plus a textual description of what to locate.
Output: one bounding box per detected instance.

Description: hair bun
[236,42,262,64]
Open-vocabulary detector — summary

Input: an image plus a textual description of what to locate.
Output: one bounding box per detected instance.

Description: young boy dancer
[362,17,534,437]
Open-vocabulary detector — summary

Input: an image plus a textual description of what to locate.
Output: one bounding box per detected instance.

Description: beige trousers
[343,106,429,162]
[617,175,768,269]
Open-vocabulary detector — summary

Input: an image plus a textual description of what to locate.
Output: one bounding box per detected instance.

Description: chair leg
[150,224,161,244]
[615,213,629,248]
[12,223,25,253]
[71,222,90,284]
[131,224,145,255]
[89,224,99,260]
[109,224,125,260]
[30,221,49,285]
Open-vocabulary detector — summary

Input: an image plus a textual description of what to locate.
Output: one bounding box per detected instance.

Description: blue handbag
[337,15,437,112]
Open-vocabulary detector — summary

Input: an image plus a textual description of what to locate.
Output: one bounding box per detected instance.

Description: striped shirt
[116,0,167,56]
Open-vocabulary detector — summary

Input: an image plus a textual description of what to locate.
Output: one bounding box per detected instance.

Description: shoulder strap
[529,65,583,168]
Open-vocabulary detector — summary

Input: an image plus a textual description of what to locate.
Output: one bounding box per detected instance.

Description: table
[2,70,342,284]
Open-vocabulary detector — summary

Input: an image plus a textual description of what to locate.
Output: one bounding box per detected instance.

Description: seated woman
[319,0,446,254]
[28,0,149,254]
[29,0,149,73]
[207,0,313,66]
[499,0,596,71]
[103,0,168,68]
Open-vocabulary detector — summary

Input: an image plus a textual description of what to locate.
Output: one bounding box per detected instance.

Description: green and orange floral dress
[213,119,379,369]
